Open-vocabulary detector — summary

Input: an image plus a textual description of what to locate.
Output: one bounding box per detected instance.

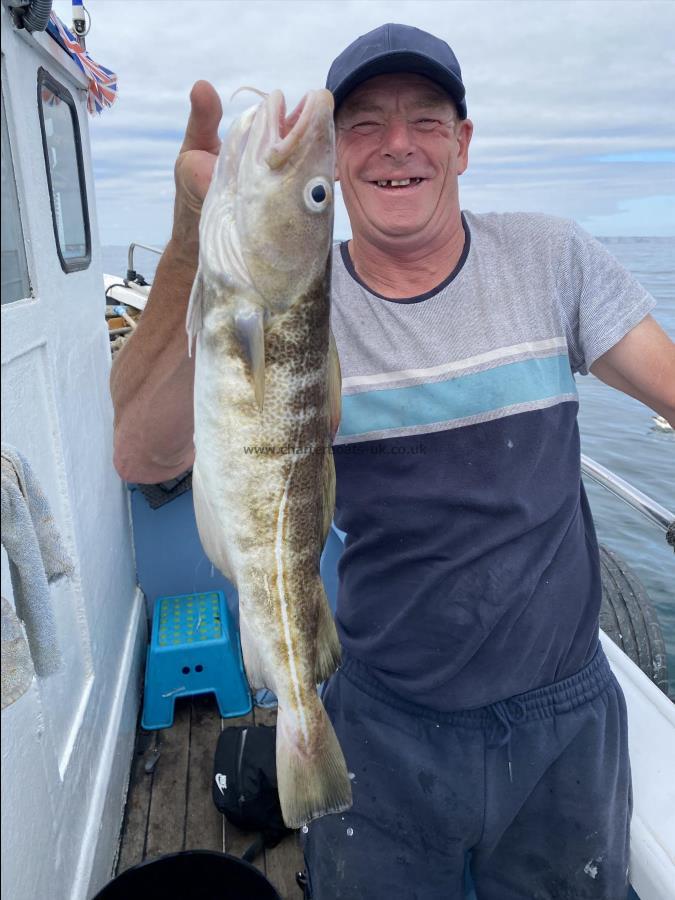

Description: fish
[186,87,352,828]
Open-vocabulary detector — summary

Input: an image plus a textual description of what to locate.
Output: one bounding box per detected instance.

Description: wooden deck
[115,695,304,899]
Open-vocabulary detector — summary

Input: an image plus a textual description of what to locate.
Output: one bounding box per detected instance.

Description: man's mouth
[371,177,425,189]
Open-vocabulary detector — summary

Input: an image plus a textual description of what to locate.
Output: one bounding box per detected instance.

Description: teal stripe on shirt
[338,353,577,438]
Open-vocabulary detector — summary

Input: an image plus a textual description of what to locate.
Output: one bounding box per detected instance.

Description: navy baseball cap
[326,23,467,118]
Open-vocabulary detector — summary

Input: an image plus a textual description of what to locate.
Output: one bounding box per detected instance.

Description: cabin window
[37,68,91,272]
[1,92,32,304]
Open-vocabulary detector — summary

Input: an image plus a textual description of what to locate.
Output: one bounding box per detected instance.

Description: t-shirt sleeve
[554,221,656,375]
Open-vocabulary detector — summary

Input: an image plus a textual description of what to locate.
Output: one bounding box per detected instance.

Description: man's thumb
[181,80,222,154]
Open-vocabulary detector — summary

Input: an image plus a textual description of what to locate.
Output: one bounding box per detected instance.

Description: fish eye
[304,177,332,213]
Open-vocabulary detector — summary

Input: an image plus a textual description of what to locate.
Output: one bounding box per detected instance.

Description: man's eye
[413,118,440,131]
[351,121,383,135]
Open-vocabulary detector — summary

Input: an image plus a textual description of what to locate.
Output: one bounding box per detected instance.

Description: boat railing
[126,241,163,283]
[581,452,674,539]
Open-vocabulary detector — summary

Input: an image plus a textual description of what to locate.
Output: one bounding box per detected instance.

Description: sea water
[102,237,675,694]
[575,237,674,696]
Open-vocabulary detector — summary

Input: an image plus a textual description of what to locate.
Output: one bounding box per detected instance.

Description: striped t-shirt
[330,211,654,711]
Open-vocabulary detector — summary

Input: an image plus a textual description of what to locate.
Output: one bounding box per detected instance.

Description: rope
[488,697,526,782]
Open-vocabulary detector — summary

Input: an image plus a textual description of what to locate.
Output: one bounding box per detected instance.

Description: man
[111,23,675,900]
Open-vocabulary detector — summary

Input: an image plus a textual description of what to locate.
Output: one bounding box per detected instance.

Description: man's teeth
[375,178,422,187]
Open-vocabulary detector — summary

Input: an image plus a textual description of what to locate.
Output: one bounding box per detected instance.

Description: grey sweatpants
[303,645,631,900]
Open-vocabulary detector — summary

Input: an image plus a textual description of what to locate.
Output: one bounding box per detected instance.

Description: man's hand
[110,81,223,484]
[171,80,223,255]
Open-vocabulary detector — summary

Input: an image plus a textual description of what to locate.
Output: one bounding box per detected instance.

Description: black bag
[212,724,293,861]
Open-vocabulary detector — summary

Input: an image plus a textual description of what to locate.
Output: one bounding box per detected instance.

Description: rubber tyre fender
[20,0,52,33]
[598,544,669,695]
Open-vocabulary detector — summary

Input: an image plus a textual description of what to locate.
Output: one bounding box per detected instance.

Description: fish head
[201,89,335,309]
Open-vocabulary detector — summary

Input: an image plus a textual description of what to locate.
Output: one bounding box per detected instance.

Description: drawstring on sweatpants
[488,698,527,782]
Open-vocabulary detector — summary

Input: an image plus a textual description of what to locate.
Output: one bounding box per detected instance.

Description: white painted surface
[1,10,143,900]
[103,274,150,311]
[601,631,675,900]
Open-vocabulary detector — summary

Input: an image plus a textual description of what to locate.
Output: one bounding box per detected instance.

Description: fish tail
[276,696,352,829]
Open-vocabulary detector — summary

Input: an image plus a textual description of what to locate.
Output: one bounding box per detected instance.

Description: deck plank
[144,697,191,858]
[115,728,155,874]
[117,697,305,894]
[266,833,305,900]
[253,705,278,728]
[184,695,224,852]
[253,706,305,899]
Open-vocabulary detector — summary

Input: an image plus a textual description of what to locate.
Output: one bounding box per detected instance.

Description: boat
[1,3,673,899]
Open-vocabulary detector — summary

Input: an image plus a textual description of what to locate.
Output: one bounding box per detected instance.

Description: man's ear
[456,118,473,176]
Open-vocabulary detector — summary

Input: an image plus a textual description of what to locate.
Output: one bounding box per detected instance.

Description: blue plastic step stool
[142,591,252,730]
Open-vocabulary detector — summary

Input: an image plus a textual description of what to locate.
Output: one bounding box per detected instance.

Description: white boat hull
[600,631,675,900]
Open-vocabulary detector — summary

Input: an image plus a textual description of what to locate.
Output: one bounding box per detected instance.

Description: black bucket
[92,850,281,900]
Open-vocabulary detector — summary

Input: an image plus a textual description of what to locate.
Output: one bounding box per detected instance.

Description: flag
[46,12,118,115]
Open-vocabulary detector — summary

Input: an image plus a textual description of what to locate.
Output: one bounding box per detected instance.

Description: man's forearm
[110,238,198,484]
[111,80,222,484]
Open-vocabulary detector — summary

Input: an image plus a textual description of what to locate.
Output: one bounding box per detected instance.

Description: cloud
[52,0,675,245]
[577,195,675,238]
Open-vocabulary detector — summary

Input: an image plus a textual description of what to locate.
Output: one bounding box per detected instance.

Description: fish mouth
[265,89,334,169]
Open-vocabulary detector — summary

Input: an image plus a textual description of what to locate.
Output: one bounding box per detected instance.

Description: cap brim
[331,50,467,118]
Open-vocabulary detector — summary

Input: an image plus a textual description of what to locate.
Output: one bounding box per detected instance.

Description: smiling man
[299,23,675,900]
[334,73,471,292]
[110,21,675,900]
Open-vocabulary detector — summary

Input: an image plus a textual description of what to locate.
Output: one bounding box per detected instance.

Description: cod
[187,88,352,828]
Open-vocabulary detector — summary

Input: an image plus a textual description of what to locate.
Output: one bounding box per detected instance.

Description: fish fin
[192,465,235,581]
[327,329,342,440]
[276,696,352,828]
[234,304,266,412]
[186,269,205,357]
[239,612,270,692]
[314,581,341,684]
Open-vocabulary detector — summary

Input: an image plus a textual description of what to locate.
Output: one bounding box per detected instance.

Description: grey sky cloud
[52,0,675,245]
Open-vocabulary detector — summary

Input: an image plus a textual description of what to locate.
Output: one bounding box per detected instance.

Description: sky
[52,0,675,246]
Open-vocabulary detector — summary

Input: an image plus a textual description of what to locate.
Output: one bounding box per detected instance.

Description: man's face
[335,73,472,244]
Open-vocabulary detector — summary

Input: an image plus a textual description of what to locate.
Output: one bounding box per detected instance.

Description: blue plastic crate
[141,591,251,730]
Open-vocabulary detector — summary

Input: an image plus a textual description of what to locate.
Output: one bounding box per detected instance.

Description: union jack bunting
[46,12,118,115]
[41,86,62,107]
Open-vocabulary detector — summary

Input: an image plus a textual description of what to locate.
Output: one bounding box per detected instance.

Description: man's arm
[110,81,222,484]
[590,315,675,427]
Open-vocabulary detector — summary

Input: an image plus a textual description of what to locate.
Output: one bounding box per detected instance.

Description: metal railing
[581,453,674,537]
[126,242,163,282]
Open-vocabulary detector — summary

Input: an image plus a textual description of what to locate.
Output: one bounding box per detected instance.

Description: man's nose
[380,117,415,161]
